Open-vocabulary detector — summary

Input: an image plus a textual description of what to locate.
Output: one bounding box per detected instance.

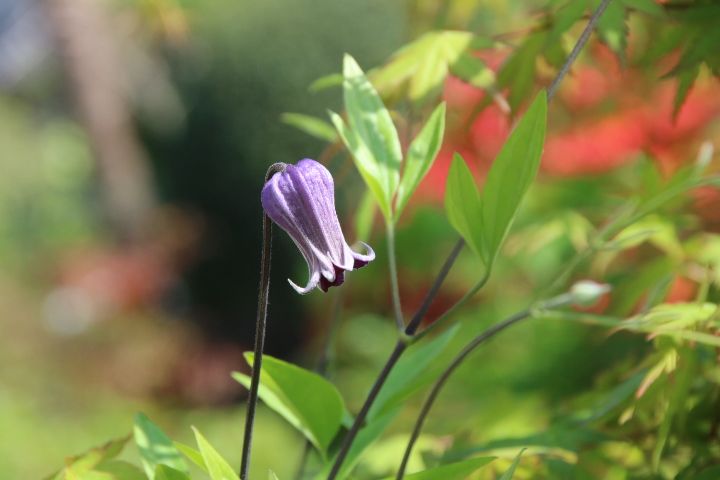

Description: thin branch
[547,0,613,101]
[396,293,574,479]
[387,224,406,331]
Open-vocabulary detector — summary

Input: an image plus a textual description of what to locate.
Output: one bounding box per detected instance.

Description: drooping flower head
[261,159,375,294]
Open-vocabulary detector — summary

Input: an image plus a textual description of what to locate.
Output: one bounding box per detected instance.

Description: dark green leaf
[191,427,239,480]
[444,153,484,258]
[281,113,337,143]
[450,53,496,90]
[395,102,446,218]
[480,91,547,268]
[233,353,345,454]
[596,0,628,61]
[497,34,544,111]
[623,0,664,17]
[134,413,188,478]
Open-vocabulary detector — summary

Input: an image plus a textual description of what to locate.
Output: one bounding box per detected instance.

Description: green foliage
[154,465,192,480]
[368,324,460,420]
[444,153,484,258]
[498,449,525,480]
[395,102,446,219]
[191,428,239,480]
[46,435,132,480]
[371,31,495,105]
[134,413,188,478]
[233,353,345,455]
[280,113,338,143]
[332,54,403,222]
[479,91,547,268]
[389,456,495,480]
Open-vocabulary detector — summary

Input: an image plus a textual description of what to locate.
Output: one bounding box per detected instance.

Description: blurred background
[1,0,718,478]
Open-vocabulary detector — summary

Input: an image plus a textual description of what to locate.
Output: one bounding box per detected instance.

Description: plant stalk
[395,293,574,479]
[240,163,286,480]
[387,223,406,331]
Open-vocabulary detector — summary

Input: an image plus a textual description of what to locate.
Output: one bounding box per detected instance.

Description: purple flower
[261,159,375,294]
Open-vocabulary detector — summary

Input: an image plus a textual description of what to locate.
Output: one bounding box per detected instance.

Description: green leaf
[480,91,547,268]
[308,73,343,92]
[371,31,474,105]
[369,324,460,420]
[268,471,280,480]
[691,466,720,480]
[329,111,391,219]
[341,54,402,221]
[61,435,131,477]
[133,413,188,478]
[233,353,345,454]
[355,188,377,241]
[549,0,588,43]
[596,0,628,61]
[673,65,700,120]
[623,0,664,17]
[317,409,400,480]
[281,113,338,143]
[191,427,239,480]
[499,449,526,480]
[393,457,495,480]
[450,53,497,90]
[395,102,446,218]
[497,34,544,111]
[87,461,146,480]
[173,442,207,472]
[154,465,191,480]
[444,153,484,258]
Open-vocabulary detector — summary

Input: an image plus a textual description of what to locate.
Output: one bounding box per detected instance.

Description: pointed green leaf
[173,442,207,472]
[480,91,547,267]
[444,153,484,258]
[308,73,343,92]
[497,34,544,111]
[499,449,526,480]
[154,465,191,480]
[369,324,460,420]
[191,428,239,480]
[596,0,628,60]
[673,65,700,120]
[342,54,402,220]
[623,0,664,17]
[63,435,131,477]
[133,413,188,478]
[355,188,377,241]
[233,353,345,454]
[395,103,446,218]
[329,111,391,219]
[281,113,338,143]
[390,457,495,480]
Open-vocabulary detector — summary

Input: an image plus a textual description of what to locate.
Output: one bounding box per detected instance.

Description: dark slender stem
[327,341,408,480]
[547,0,613,101]
[240,163,286,480]
[326,239,466,479]
[396,293,573,479]
[405,239,465,336]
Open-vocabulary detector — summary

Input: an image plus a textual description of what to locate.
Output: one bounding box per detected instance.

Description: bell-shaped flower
[261,158,375,294]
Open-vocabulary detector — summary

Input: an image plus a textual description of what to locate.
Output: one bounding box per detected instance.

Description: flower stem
[386,223,406,331]
[240,163,286,480]
[395,293,574,479]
